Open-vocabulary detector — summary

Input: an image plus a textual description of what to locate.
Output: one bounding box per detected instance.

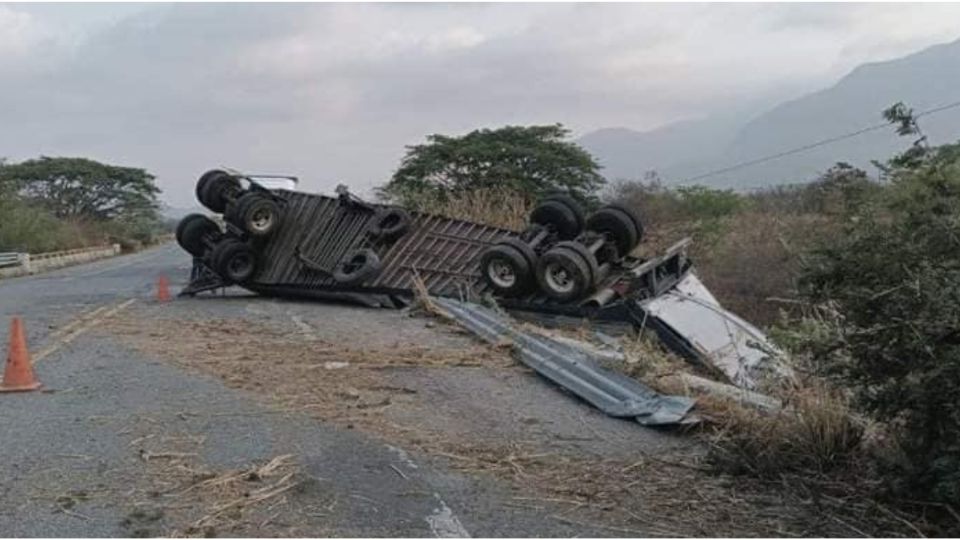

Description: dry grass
[120,423,307,537]
[404,187,532,230]
[707,382,865,477]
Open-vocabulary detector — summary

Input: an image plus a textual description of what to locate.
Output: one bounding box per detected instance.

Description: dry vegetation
[400,186,533,231]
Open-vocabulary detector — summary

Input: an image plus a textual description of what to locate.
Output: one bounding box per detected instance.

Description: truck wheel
[195,170,227,208]
[199,171,241,213]
[541,193,586,233]
[211,239,257,283]
[479,239,536,296]
[605,203,645,244]
[333,248,382,286]
[368,207,412,243]
[530,200,580,240]
[229,192,281,238]
[586,206,639,258]
[177,214,220,257]
[536,245,596,302]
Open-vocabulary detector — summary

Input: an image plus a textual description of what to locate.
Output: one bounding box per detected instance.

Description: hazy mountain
[580,36,960,189]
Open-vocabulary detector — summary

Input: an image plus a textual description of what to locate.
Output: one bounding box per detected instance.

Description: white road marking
[45,305,109,341]
[34,299,136,363]
[427,495,471,538]
[384,445,468,538]
[386,444,420,470]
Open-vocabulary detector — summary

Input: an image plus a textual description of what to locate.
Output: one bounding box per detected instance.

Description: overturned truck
[176,169,787,390]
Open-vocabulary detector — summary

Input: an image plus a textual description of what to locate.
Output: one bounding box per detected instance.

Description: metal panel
[433,297,695,426]
[640,273,794,389]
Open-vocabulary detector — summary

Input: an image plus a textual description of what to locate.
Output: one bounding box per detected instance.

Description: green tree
[0,157,161,221]
[380,124,605,205]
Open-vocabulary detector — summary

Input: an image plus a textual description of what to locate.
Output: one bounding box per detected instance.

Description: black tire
[536,245,596,302]
[530,200,580,240]
[195,170,227,208]
[176,214,220,257]
[228,192,281,238]
[541,193,586,233]
[211,239,257,283]
[586,207,639,257]
[199,171,241,213]
[553,240,599,286]
[479,242,535,297]
[368,207,412,243]
[605,202,645,244]
[332,248,382,286]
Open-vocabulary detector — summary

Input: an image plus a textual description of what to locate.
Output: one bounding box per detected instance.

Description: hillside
[580,36,960,189]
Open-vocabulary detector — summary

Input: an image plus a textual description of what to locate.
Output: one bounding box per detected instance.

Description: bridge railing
[0,245,121,278]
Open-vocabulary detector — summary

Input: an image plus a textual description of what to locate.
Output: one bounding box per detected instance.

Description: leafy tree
[0,157,161,221]
[380,124,605,205]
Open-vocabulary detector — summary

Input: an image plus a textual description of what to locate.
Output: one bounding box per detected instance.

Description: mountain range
[578,36,960,190]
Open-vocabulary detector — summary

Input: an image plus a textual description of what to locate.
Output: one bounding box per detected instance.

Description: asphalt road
[0,244,684,537]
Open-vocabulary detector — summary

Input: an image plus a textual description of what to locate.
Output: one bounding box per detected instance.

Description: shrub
[0,197,86,252]
[798,143,960,507]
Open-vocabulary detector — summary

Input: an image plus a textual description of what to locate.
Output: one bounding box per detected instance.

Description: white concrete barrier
[0,244,121,279]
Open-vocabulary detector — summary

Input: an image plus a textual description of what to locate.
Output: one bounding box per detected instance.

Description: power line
[679,99,960,184]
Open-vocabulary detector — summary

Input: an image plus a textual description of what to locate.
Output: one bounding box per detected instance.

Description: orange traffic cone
[157,275,171,302]
[1,317,42,392]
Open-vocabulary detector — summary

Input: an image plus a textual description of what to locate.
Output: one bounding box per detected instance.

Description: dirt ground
[101,299,908,537]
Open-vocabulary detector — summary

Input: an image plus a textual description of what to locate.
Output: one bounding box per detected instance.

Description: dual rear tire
[210,238,258,283]
[535,241,599,302]
[196,170,242,213]
[226,192,281,238]
[529,194,586,240]
[176,214,221,257]
[479,238,538,297]
[585,203,644,258]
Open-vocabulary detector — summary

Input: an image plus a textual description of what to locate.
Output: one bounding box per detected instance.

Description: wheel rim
[544,261,574,294]
[487,258,516,289]
[250,206,274,233]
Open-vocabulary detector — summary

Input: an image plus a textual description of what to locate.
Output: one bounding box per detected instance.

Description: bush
[0,197,87,252]
[798,143,960,507]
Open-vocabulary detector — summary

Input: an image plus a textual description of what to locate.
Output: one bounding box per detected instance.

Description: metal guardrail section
[30,246,115,261]
[0,252,21,269]
[433,297,696,426]
[250,190,514,298]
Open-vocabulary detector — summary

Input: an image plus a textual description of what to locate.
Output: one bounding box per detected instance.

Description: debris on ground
[126,424,305,537]
[640,273,795,390]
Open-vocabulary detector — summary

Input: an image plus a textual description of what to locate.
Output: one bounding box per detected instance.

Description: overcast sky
[2,2,960,207]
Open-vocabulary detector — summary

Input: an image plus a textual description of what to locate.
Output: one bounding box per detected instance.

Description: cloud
[2,3,960,206]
